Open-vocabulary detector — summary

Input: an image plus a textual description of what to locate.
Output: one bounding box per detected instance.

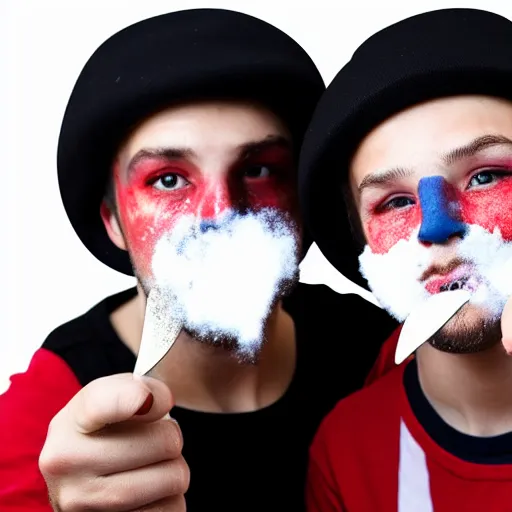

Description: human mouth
[439,276,470,292]
[424,265,479,295]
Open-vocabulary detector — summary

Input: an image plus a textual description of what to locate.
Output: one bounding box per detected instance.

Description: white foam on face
[150,208,299,356]
[457,226,512,317]
[359,228,431,322]
[359,224,512,323]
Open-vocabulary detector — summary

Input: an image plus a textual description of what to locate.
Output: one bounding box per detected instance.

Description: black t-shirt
[404,358,512,465]
[43,282,398,511]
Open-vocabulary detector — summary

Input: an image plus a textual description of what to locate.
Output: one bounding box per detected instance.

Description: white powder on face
[457,225,512,318]
[359,228,432,321]
[359,225,512,323]
[149,208,299,357]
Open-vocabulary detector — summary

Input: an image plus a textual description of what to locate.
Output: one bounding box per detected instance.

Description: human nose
[417,175,467,244]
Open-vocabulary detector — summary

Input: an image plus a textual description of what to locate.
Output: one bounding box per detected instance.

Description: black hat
[299,8,512,289]
[57,8,325,275]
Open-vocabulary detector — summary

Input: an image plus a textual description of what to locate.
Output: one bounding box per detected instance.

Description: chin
[428,303,502,354]
[184,326,263,365]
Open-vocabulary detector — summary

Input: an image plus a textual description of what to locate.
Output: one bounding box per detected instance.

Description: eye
[468,170,508,189]
[243,165,272,179]
[380,196,415,211]
[152,173,188,191]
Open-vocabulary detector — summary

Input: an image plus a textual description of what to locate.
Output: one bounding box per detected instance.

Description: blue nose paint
[199,219,220,233]
[198,210,237,233]
[417,176,467,244]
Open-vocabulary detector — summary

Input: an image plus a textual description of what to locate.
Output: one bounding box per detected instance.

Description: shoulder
[42,287,137,386]
[290,284,399,399]
[287,283,398,340]
[0,349,80,506]
[1,348,81,418]
[309,364,405,488]
[308,364,407,509]
[313,364,405,453]
[43,287,137,352]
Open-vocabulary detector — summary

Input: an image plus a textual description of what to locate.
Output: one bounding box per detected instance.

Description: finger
[136,494,187,512]
[60,457,189,512]
[501,296,512,354]
[81,418,184,475]
[68,374,173,434]
[40,417,184,481]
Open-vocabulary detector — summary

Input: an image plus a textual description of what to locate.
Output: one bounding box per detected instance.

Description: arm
[0,348,82,511]
[306,458,345,512]
[306,427,346,512]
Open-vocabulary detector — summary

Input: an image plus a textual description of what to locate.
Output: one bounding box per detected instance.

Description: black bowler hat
[57,8,325,275]
[299,8,512,289]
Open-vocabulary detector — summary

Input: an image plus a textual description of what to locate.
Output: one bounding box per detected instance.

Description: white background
[2,0,511,393]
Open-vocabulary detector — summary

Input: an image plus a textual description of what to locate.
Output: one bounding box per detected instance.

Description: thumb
[69,373,174,434]
[501,296,512,355]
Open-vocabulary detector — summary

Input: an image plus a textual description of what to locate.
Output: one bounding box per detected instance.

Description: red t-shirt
[307,361,512,512]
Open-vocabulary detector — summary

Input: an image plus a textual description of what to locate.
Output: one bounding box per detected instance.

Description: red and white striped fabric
[307,363,512,512]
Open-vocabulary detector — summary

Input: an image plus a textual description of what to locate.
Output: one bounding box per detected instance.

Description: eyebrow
[357,134,512,194]
[126,147,194,177]
[126,134,291,177]
[358,166,413,193]
[238,135,292,160]
[443,134,512,165]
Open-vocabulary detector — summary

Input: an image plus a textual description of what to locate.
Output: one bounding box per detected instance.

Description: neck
[416,342,512,436]
[112,289,296,413]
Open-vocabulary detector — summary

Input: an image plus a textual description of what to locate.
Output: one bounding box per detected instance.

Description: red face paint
[365,201,422,254]
[460,172,512,242]
[114,147,296,279]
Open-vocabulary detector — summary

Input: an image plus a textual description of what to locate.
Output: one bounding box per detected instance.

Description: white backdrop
[2,0,511,393]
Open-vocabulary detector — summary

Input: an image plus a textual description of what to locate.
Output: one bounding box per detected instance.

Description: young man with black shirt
[0,8,398,512]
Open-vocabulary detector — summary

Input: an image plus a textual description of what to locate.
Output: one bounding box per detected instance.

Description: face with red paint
[101,100,301,357]
[350,95,512,353]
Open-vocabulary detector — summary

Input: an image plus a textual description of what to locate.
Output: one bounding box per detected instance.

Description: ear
[100,201,127,251]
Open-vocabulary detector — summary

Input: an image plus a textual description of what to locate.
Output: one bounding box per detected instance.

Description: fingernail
[134,393,154,415]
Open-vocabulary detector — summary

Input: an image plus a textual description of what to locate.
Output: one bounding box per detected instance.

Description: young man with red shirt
[300,8,512,511]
